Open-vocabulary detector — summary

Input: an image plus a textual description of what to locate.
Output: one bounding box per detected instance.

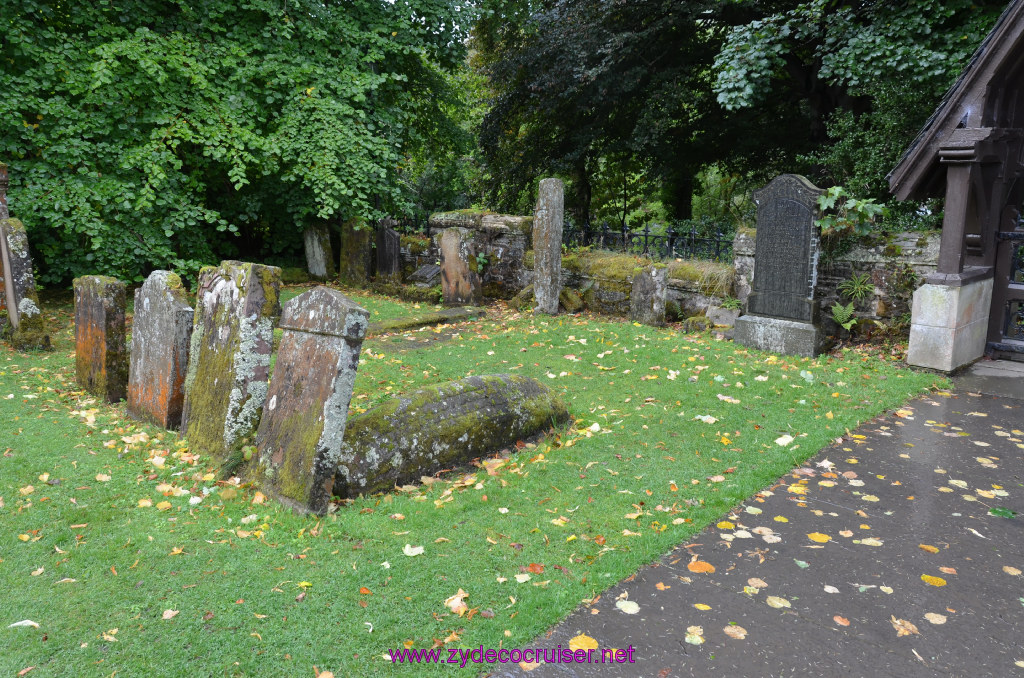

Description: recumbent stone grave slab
[735,174,826,357]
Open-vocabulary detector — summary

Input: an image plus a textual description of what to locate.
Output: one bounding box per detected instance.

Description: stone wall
[427,211,532,299]
[733,229,942,322]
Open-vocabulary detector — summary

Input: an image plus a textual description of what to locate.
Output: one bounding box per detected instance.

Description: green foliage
[816,186,886,239]
[2,0,473,284]
[720,296,742,311]
[837,273,874,303]
[830,301,857,331]
[692,165,756,230]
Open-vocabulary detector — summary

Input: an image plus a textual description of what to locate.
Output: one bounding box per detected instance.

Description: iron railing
[563,219,734,262]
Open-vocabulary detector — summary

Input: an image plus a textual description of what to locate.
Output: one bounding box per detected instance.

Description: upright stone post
[533,178,564,314]
[630,266,667,326]
[0,165,50,350]
[128,271,194,429]
[303,224,336,280]
[181,261,281,460]
[439,228,482,306]
[338,218,372,286]
[255,287,369,514]
[73,275,128,402]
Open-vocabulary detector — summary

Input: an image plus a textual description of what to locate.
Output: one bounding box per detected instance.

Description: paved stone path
[497,364,1024,677]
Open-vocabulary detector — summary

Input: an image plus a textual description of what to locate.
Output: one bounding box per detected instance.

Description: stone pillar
[376,223,402,282]
[0,165,50,351]
[338,218,372,286]
[439,228,482,306]
[533,178,564,314]
[907,278,993,372]
[73,275,128,402]
[630,266,667,326]
[303,224,335,280]
[181,261,281,460]
[128,271,194,429]
[255,287,369,514]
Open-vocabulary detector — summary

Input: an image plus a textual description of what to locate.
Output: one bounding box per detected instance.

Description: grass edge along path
[0,296,944,676]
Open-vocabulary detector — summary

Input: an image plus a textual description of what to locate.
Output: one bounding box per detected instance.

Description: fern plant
[837,273,873,302]
[831,302,857,331]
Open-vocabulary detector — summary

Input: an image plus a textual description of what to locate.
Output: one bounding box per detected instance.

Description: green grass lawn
[0,291,943,676]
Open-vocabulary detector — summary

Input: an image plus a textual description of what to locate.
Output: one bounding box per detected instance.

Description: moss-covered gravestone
[338,218,372,286]
[532,178,564,314]
[0,166,50,351]
[254,287,369,514]
[128,271,194,429]
[439,228,482,306]
[73,275,128,402]
[180,261,281,461]
[334,374,570,498]
[630,266,667,326]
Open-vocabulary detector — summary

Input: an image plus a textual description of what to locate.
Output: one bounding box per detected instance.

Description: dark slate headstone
[74,275,128,402]
[745,174,824,322]
[180,261,281,460]
[533,178,564,314]
[408,264,441,286]
[376,224,402,282]
[630,266,667,326]
[439,228,482,306]
[255,287,369,514]
[128,271,194,429]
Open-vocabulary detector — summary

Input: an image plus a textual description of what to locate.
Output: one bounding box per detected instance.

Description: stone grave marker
[254,287,369,514]
[128,271,194,429]
[630,266,667,326]
[408,263,441,286]
[303,224,335,280]
[533,178,564,314]
[180,261,281,459]
[376,222,402,282]
[74,275,128,402]
[439,228,482,306]
[734,174,826,357]
[0,165,50,350]
[338,218,372,285]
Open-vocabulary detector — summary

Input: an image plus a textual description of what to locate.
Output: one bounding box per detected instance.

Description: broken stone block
[630,266,667,326]
[533,178,564,314]
[439,228,482,306]
[128,271,194,429]
[338,218,372,286]
[376,224,402,282]
[255,287,369,514]
[74,275,128,402]
[408,263,441,286]
[303,223,335,280]
[559,288,585,314]
[334,374,570,497]
[0,218,50,351]
[180,261,281,460]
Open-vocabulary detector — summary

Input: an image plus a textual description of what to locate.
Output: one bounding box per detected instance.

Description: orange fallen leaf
[890,616,919,637]
[833,615,850,626]
[687,559,715,574]
[527,563,545,574]
[359,587,372,595]
[918,544,939,554]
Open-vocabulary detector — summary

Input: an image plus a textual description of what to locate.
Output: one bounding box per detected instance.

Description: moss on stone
[682,315,713,332]
[523,250,535,270]
[281,267,310,284]
[666,259,735,297]
[368,307,484,335]
[400,234,431,256]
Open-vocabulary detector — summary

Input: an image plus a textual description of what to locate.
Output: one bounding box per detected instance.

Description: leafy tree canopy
[1,0,472,284]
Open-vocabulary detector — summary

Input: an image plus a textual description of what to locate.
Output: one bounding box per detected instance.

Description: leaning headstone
[734,174,826,357]
[180,261,281,460]
[303,224,335,280]
[408,263,441,286]
[128,271,194,429]
[338,218,372,286]
[439,228,482,306]
[0,165,49,350]
[254,287,369,514]
[74,275,128,402]
[376,222,402,282]
[630,266,667,326]
[533,178,564,314]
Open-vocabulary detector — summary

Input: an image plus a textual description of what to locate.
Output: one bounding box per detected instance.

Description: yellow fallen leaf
[18,534,30,542]
[773,516,788,523]
[716,521,735,530]
[693,603,712,611]
[19,486,34,496]
[444,589,469,616]
[169,546,184,556]
[1003,566,1022,576]
[568,634,598,651]
[807,532,831,543]
[765,596,790,609]
[30,567,43,576]
[918,544,939,554]
[138,498,153,508]
[920,574,946,587]
[155,501,172,511]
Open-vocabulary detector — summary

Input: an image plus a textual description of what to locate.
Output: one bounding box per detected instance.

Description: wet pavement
[496,366,1024,677]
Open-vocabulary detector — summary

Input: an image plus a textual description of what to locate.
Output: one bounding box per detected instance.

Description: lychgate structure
[890,0,1024,370]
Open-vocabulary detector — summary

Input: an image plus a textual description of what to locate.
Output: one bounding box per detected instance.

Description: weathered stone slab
[734,314,825,358]
[376,223,402,281]
[408,263,441,286]
[334,374,570,497]
[128,271,194,429]
[303,223,335,280]
[74,275,128,402]
[630,266,667,326]
[533,178,564,314]
[439,228,482,306]
[181,261,281,460]
[255,287,369,514]
[338,218,372,285]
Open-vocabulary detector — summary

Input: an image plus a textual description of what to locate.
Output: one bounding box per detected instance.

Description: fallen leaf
[920,574,946,587]
[403,544,424,557]
[568,634,598,651]
[7,620,40,629]
[687,559,715,574]
[747,578,768,589]
[685,625,704,644]
[939,567,957,575]
[162,609,179,620]
[527,563,545,574]
[765,596,790,609]
[722,625,747,639]
[615,599,640,615]
[924,612,947,625]
[693,603,712,611]
[807,532,831,543]
[30,567,43,576]
[1003,566,1022,576]
[833,615,850,626]
[890,616,919,637]
[95,474,111,482]
[444,589,469,616]
[918,544,939,554]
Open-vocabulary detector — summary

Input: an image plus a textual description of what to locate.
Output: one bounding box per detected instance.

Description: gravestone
[408,263,441,286]
[376,222,402,282]
[0,165,50,350]
[128,271,194,429]
[255,287,369,514]
[439,228,482,306]
[338,218,372,286]
[180,261,281,460]
[533,178,564,314]
[74,275,128,402]
[734,174,826,357]
[303,224,335,280]
[630,266,667,326]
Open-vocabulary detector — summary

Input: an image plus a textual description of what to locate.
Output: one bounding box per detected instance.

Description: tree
[1,0,472,284]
